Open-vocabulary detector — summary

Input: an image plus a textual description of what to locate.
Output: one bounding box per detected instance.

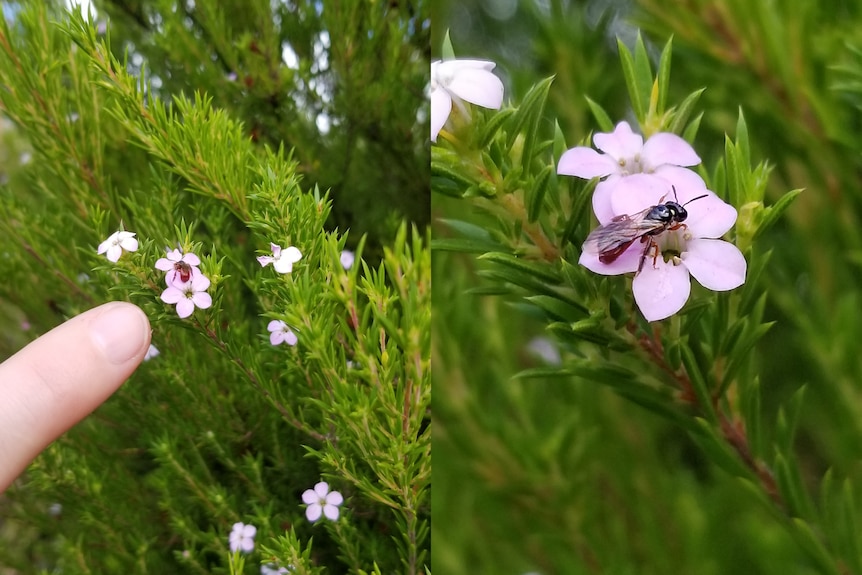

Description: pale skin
[0,302,151,492]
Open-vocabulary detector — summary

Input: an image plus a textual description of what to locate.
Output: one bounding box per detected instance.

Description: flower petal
[97,238,112,254]
[578,240,641,275]
[593,121,643,160]
[119,236,139,252]
[306,503,322,522]
[155,257,174,271]
[323,503,340,521]
[268,319,285,332]
[270,331,284,345]
[609,173,672,217]
[182,253,201,266]
[273,258,294,274]
[191,274,211,291]
[654,166,708,201]
[591,177,620,225]
[632,260,692,321]
[326,491,343,506]
[430,87,452,142]
[682,239,747,291]
[160,286,183,304]
[641,132,701,168]
[192,292,212,310]
[557,146,618,179]
[444,66,504,110]
[683,194,738,239]
[283,246,302,263]
[106,245,122,262]
[257,255,273,267]
[175,299,195,318]
[302,489,317,504]
[242,524,257,538]
[314,482,330,498]
[283,330,298,346]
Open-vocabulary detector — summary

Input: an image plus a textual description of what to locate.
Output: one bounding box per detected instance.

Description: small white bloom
[228,522,256,553]
[261,564,292,575]
[257,242,302,274]
[144,344,160,361]
[267,320,298,346]
[430,59,504,142]
[301,481,343,522]
[97,230,138,262]
[340,250,355,270]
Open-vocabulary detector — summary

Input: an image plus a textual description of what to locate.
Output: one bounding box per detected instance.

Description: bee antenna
[683,194,708,207]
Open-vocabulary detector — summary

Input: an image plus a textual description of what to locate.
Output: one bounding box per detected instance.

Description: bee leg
[637,237,653,274]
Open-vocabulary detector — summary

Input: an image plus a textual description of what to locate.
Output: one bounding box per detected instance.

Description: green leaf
[689,418,753,479]
[506,76,554,173]
[525,294,588,322]
[617,37,644,121]
[584,96,615,132]
[441,30,455,60]
[788,518,842,575]
[478,252,560,284]
[478,108,516,149]
[735,108,751,175]
[680,341,716,422]
[668,88,705,135]
[753,188,803,240]
[431,237,507,254]
[774,452,814,521]
[527,164,555,222]
[656,36,673,114]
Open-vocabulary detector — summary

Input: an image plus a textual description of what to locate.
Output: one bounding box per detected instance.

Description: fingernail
[89,303,151,365]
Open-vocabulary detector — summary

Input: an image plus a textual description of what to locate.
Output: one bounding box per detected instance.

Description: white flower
[257,242,302,274]
[155,248,202,288]
[228,522,256,553]
[144,344,160,361]
[160,274,212,318]
[340,250,355,270]
[267,320,298,346]
[302,481,343,522]
[261,564,292,575]
[430,59,504,142]
[97,230,138,262]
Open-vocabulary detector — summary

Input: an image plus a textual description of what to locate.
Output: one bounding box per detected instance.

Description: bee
[583,188,708,274]
[172,260,194,284]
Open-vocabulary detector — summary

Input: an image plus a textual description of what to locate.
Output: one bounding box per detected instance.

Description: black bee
[583,188,707,273]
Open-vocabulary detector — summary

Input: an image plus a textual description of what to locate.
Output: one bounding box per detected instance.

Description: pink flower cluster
[155,249,212,318]
[558,121,746,321]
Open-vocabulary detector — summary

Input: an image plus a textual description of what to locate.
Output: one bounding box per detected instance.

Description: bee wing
[583,208,663,264]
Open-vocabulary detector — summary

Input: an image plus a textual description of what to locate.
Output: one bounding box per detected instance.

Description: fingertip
[88,302,151,366]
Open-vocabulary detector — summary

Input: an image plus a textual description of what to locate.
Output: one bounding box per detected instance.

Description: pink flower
[302,481,343,522]
[97,230,138,262]
[579,181,746,321]
[155,248,202,288]
[267,320,297,346]
[257,243,302,274]
[160,274,212,318]
[431,59,504,142]
[557,121,702,224]
[340,250,355,270]
[228,522,256,553]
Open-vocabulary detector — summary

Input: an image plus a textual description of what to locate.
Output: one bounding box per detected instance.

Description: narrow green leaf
[689,418,752,479]
[513,366,575,379]
[656,36,673,114]
[441,30,455,60]
[478,107,516,149]
[431,237,507,254]
[525,294,588,322]
[668,88,705,135]
[528,165,555,222]
[632,33,654,121]
[617,37,644,121]
[724,134,742,208]
[774,453,813,520]
[735,108,750,175]
[680,342,716,421]
[682,111,704,143]
[506,76,554,172]
[478,252,560,284]
[753,188,803,240]
[788,518,842,575]
[584,96,615,132]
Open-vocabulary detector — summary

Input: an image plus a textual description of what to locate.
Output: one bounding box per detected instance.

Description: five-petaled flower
[302,481,343,522]
[430,59,504,142]
[160,274,213,318]
[155,249,202,288]
[257,243,302,274]
[267,320,298,346]
[557,121,702,224]
[97,230,138,262]
[228,522,256,553]
[579,180,746,322]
